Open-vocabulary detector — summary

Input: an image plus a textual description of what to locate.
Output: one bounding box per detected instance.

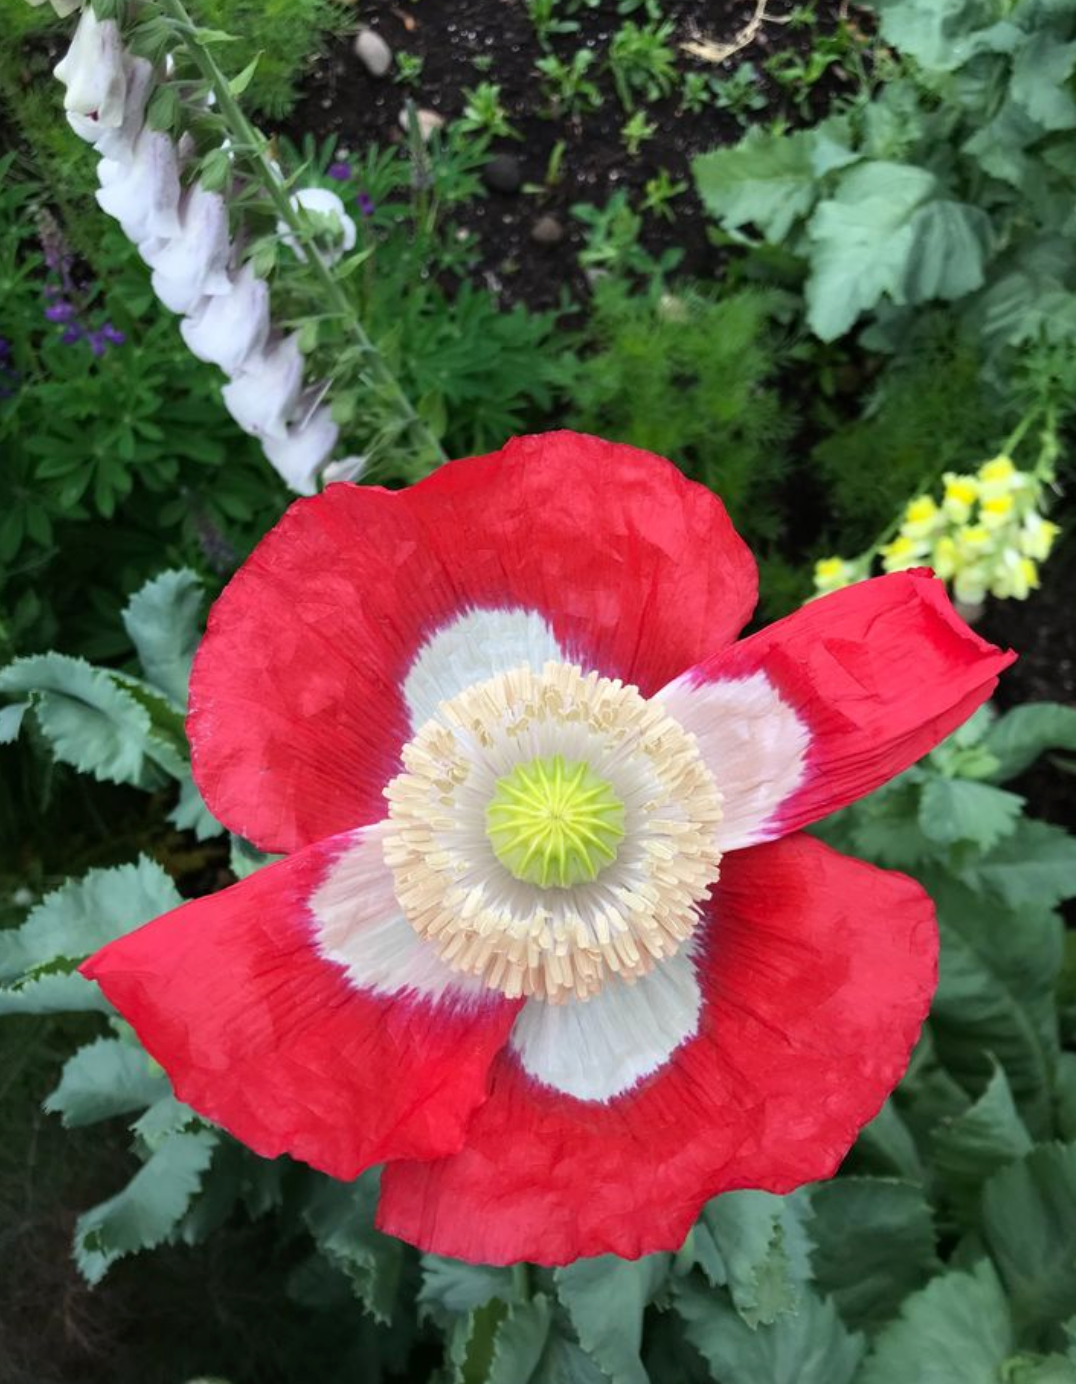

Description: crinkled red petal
[187,431,756,853]
[80,834,520,1179]
[680,570,1014,843]
[377,834,937,1264]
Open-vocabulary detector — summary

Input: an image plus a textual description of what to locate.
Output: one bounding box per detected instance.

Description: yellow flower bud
[980,493,1016,529]
[901,495,940,541]
[978,454,1015,485]
[813,556,855,594]
[942,473,978,523]
[931,534,958,580]
[881,533,925,573]
[1020,514,1061,561]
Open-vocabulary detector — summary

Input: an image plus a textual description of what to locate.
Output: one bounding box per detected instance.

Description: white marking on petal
[656,670,809,852]
[404,607,566,730]
[310,823,487,1002]
[510,947,702,1102]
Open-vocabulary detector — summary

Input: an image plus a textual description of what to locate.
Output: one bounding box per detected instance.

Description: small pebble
[398,107,445,141]
[354,27,392,77]
[531,214,564,245]
[483,153,522,194]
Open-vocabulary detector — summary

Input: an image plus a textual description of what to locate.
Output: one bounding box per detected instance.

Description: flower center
[485,755,626,889]
[383,662,723,1003]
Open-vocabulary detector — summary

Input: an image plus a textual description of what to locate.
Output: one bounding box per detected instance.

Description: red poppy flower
[82,432,1013,1265]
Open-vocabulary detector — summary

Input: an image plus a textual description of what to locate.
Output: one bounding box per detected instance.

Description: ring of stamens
[383,661,724,1003]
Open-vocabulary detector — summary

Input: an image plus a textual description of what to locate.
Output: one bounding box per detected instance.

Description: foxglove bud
[262,405,340,495]
[221,334,305,441]
[54,7,126,128]
[180,263,271,376]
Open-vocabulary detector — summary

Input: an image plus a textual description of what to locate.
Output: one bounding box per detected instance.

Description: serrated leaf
[691,1190,811,1326]
[0,654,181,787]
[852,1098,926,1180]
[984,704,1076,782]
[1011,33,1076,131]
[808,1178,938,1330]
[858,1260,1013,1384]
[918,778,1025,851]
[488,1295,553,1384]
[131,1094,198,1149]
[932,1064,1033,1224]
[303,1171,403,1324]
[419,1255,517,1319]
[693,127,818,243]
[74,1129,218,1284]
[555,1253,669,1384]
[44,1036,169,1127]
[983,1142,1076,1331]
[0,701,28,742]
[0,857,181,985]
[170,774,224,841]
[805,162,937,340]
[121,568,203,707]
[963,819,1076,910]
[675,1279,863,1384]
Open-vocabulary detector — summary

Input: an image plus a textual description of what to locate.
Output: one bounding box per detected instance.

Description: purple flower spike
[102,323,126,345]
[0,337,10,358]
[328,161,352,181]
[357,191,376,218]
[61,325,84,345]
[46,301,77,323]
[88,331,108,357]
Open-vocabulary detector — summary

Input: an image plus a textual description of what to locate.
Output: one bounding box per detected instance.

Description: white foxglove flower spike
[54,8,127,128]
[180,263,271,376]
[221,334,305,441]
[96,128,182,242]
[68,53,154,162]
[143,184,234,315]
[279,188,357,266]
[262,406,340,495]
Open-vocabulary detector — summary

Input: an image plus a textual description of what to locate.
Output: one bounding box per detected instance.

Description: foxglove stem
[154,0,447,468]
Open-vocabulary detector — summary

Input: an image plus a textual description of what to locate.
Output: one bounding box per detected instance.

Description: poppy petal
[188,431,757,853]
[80,826,521,1179]
[377,834,936,1265]
[659,571,1013,850]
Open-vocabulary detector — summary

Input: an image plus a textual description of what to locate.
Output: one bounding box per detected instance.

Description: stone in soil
[354,27,392,77]
[483,153,522,194]
[398,106,445,141]
[531,213,564,244]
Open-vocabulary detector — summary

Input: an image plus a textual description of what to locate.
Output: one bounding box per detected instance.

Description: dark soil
[285,0,863,310]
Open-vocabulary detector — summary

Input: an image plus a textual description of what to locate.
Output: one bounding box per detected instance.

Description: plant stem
[512,1262,531,1300]
[155,0,446,466]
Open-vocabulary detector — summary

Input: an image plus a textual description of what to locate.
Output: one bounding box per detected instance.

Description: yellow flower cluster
[813,456,1061,606]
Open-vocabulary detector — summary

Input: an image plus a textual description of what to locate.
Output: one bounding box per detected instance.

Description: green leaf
[918,778,1025,851]
[807,1179,938,1330]
[675,1279,864,1384]
[690,1190,812,1326]
[932,1064,1033,1224]
[419,1255,517,1319]
[121,568,204,707]
[875,0,1018,71]
[74,1129,218,1285]
[44,1036,170,1127]
[693,128,819,243]
[131,1094,199,1150]
[963,819,1076,910]
[899,200,992,303]
[0,858,181,984]
[555,1253,670,1384]
[984,704,1076,782]
[1011,34,1076,132]
[303,1171,403,1324]
[0,654,183,787]
[487,1295,553,1384]
[228,51,262,96]
[169,774,224,841]
[983,1142,1076,1331]
[858,1260,1013,1384]
[1005,1355,1076,1384]
[852,1098,926,1181]
[805,162,937,340]
[0,701,28,742]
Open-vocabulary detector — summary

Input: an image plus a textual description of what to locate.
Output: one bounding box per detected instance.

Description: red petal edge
[80,833,520,1179]
[377,834,938,1265]
[187,431,757,854]
[682,569,1014,841]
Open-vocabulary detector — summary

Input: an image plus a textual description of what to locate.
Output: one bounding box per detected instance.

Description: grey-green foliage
[693,0,1076,349]
[0,567,219,839]
[6,643,1076,1380]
